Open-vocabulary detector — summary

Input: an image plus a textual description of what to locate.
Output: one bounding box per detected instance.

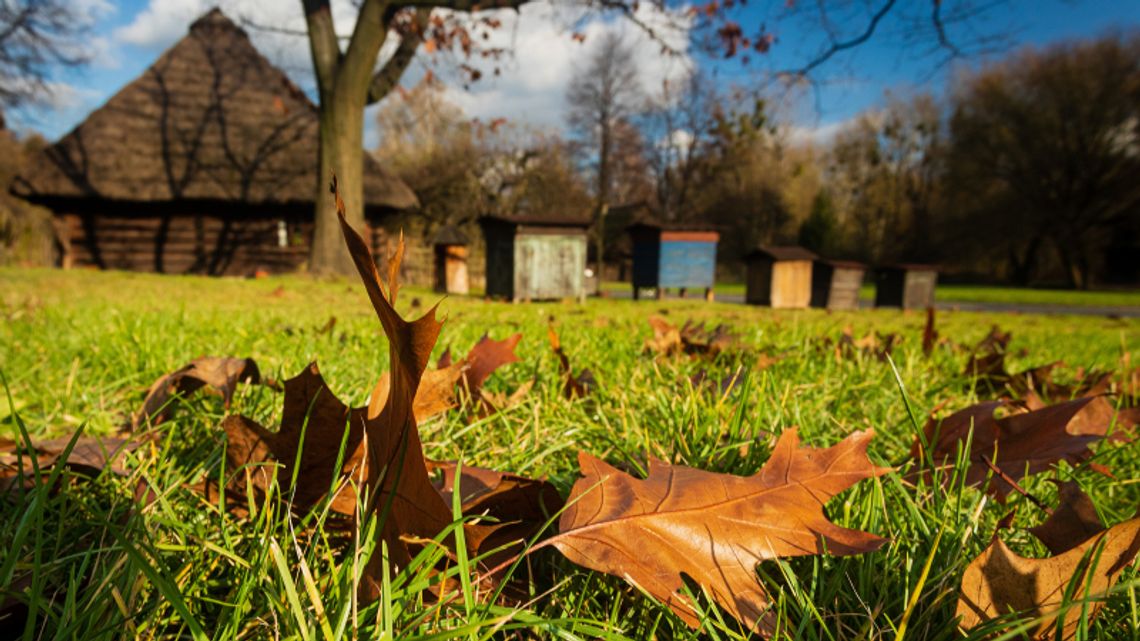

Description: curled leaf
[958,511,1140,640]
[129,356,261,431]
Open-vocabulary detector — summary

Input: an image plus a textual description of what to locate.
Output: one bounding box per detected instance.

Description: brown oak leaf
[547,324,594,399]
[914,397,1111,500]
[549,428,891,632]
[645,316,740,357]
[214,363,369,516]
[2,434,137,494]
[958,506,1140,640]
[1028,481,1106,555]
[129,356,261,431]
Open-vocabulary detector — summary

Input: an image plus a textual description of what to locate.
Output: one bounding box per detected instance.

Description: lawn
[2,267,1139,640]
[602,280,1140,308]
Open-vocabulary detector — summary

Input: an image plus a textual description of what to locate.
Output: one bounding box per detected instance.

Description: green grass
[933,285,1140,308]
[604,280,1140,308]
[2,267,1139,640]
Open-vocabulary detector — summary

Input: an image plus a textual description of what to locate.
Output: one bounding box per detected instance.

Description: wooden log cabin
[810,259,867,310]
[627,222,719,301]
[874,264,939,309]
[478,215,590,302]
[11,9,417,276]
[744,246,818,308]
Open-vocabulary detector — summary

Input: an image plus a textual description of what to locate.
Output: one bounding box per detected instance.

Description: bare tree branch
[391,0,530,11]
[367,8,431,105]
[781,0,898,81]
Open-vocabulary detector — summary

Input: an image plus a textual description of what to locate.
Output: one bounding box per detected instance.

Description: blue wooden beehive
[628,222,720,300]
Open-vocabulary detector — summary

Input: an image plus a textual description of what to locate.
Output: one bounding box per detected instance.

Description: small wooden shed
[744,246,818,308]
[874,264,939,308]
[432,225,469,295]
[811,259,867,310]
[628,222,719,301]
[478,215,590,302]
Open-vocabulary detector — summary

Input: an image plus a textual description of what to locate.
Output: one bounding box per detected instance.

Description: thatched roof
[13,8,417,210]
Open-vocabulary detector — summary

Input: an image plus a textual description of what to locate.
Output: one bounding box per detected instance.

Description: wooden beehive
[874,264,938,308]
[810,259,867,310]
[478,215,590,302]
[628,222,719,300]
[744,246,818,308]
[432,225,469,295]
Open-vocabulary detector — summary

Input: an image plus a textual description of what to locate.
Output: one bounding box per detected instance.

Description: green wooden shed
[478,215,590,302]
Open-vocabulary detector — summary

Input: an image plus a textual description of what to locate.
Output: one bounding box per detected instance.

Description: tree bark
[311,93,367,275]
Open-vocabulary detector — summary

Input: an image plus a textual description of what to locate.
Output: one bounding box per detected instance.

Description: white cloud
[432,0,695,131]
[783,119,851,147]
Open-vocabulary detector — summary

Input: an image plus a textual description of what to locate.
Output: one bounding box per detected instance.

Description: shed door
[514,234,585,300]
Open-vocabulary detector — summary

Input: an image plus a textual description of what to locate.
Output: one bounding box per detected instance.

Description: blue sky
[17,0,1140,146]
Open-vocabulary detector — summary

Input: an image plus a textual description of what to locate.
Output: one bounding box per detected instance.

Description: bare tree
[640,70,719,220]
[0,0,95,110]
[566,32,643,279]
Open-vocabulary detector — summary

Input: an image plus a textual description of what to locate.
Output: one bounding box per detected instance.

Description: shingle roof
[13,8,416,210]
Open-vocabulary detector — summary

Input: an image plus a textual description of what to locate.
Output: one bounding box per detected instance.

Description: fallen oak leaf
[210,363,369,516]
[2,433,138,495]
[547,324,594,399]
[462,333,522,399]
[1028,481,1106,555]
[335,179,493,600]
[913,397,1110,501]
[368,359,467,423]
[922,306,938,357]
[958,504,1140,639]
[128,356,261,431]
[428,459,564,569]
[543,428,891,632]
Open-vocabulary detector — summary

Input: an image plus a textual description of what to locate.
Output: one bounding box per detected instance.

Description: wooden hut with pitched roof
[12,8,417,275]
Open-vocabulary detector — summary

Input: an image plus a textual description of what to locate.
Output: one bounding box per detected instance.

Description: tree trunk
[1008,236,1040,286]
[311,91,367,276]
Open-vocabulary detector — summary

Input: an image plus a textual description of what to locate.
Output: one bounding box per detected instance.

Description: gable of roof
[13,8,416,210]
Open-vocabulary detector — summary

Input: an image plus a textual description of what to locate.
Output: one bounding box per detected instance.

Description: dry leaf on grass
[1028,481,1106,555]
[548,428,891,632]
[437,334,527,414]
[211,363,369,516]
[922,307,938,357]
[128,356,261,431]
[962,327,1113,401]
[645,316,741,357]
[958,483,1140,640]
[825,326,901,363]
[2,434,138,494]
[428,459,564,588]
[548,325,594,399]
[368,359,467,423]
[335,182,499,599]
[913,397,1114,500]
